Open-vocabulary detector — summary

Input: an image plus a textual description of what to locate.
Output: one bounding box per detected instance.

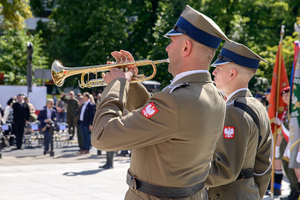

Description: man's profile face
[212,63,232,91]
[166,35,183,77]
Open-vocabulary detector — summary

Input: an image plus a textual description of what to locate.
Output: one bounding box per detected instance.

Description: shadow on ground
[63,169,105,176]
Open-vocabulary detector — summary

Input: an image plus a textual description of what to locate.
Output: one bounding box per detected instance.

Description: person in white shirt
[78,92,95,154]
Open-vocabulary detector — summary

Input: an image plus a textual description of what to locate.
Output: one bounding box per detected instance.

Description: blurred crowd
[0,91,99,153]
[0,90,130,166]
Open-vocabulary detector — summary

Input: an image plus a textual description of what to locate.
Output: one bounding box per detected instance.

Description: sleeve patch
[142,102,159,118]
[223,126,235,139]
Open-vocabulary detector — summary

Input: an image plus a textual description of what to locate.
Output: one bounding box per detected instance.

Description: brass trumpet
[51,59,169,88]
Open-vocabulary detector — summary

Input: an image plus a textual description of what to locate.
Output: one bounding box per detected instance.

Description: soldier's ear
[230,68,238,79]
[183,39,192,56]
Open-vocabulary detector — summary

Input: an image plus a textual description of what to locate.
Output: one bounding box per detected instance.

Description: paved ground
[0,141,292,200]
[0,142,131,200]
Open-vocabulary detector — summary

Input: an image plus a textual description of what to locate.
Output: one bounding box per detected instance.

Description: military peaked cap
[164,5,230,49]
[212,41,267,69]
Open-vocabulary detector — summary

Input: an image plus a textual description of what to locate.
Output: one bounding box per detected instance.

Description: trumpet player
[92,5,230,200]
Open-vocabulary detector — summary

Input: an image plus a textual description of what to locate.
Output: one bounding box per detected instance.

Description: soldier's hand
[119,50,138,76]
[103,50,136,85]
[102,68,133,84]
[110,50,138,75]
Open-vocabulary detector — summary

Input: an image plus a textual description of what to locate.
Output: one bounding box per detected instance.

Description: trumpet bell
[51,60,66,87]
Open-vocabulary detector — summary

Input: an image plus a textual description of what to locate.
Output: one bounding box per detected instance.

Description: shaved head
[212,62,256,96]
[233,63,256,84]
[191,37,216,62]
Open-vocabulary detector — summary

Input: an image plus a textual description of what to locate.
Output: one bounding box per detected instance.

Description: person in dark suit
[74,94,84,153]
[38,99,57,155]
[78,92,95,154]
[12,93,30,150]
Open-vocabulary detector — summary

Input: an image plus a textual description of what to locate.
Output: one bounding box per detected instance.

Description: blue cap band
[220,48,260,69]
[176,16,222,49]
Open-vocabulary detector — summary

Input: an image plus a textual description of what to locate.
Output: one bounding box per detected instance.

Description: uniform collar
[171,70,209,85]
[171,71,211,86]
[226,88,252,103]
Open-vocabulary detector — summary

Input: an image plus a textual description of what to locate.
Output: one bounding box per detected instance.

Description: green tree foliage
[196,0,299,93]
[0,1,48,85]
[30,0,45,16]
[30,0,55,16]
[0,0,32,30]
[35,0,299,91]
[41,0,130,66]
[0,26,48,85]
[36,0,132,87]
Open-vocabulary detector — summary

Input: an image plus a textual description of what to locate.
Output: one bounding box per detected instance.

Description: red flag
[268,42,289,134]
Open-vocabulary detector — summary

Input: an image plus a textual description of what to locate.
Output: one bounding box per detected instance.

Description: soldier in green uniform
[61,91,79,140]
[205,41,272,200]
[91,5,230,200]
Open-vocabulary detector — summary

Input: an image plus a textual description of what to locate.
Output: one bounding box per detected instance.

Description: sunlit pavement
[0,145,291,200]
[0,146,130,200]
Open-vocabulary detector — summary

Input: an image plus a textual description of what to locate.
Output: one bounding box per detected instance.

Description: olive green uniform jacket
[206,89,272,200]
[61,95,79,117]
[91,73,226,200]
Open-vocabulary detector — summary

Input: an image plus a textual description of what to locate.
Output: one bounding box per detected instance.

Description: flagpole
[271,25,285,199]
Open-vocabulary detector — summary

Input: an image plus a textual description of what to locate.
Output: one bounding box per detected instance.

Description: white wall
[0,86,47,111]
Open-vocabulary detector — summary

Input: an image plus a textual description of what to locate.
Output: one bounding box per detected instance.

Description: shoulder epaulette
[170,83,189,93]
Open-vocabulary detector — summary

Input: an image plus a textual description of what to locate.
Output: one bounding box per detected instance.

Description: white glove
[274,117,281,125]
[275,146,280,159]
[297,152,300,163]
